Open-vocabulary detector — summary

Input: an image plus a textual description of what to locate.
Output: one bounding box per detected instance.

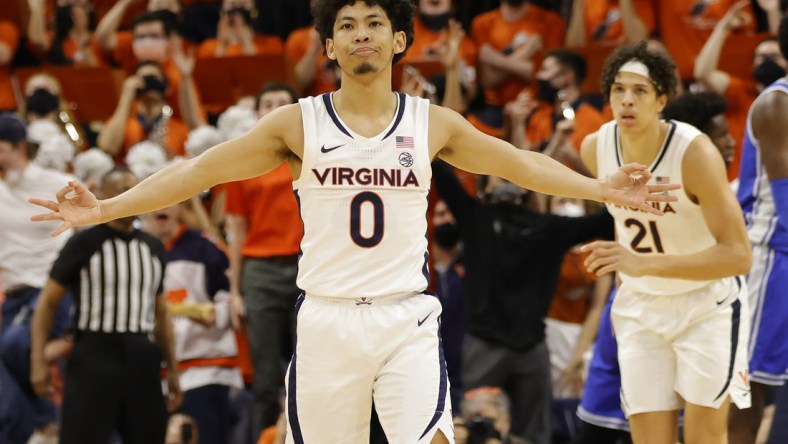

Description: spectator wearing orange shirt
[658,0,756,80]
[95,6,206,125]
[0,20,19,112]
[469,0,564,134]
[98,61,193,162]
[402,0,477,67]
[196,0,283,58]
[285,25,338,97]
[565,0,655,47]
[27,0,108,67]
[507,50,604,163]
[224,83,303,440]
[694,0,785,181]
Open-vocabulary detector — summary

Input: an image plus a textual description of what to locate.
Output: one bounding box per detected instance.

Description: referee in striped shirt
[29,167,182,444]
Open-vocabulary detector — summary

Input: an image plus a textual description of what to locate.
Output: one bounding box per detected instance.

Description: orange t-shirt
[284,26,337,97]
[658,0,756,79]
[724,75,757,181]
[196,34,284,58]
[471,5,565,106]
[224,163,303,258]
[402,15,478,67]
[524,100,606,153]
[581,0,656,44]
[0,20,19,111]
[31,31,108,67]
[117,104,189,162]
[547,248,596,324]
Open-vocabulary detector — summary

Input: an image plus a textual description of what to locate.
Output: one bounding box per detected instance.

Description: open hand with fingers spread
[603,164,680,216]
[29,181,103,236]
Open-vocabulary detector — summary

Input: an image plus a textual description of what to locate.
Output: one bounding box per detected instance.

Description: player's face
[705,114,735,168]
[326,2,406,77]
[609,72,666,130]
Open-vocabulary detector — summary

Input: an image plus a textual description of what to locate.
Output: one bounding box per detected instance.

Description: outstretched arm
[32,105,303,235]
[430,105,678,213]
[693,0,749,93]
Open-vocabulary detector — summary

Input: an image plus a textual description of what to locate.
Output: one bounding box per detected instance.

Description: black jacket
[432,160,614,351]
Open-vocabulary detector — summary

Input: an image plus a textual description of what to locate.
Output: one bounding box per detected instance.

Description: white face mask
[552,202,585,218]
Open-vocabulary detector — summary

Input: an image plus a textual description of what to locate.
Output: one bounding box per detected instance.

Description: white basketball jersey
[597,120,717,295]
[294,93,432,299]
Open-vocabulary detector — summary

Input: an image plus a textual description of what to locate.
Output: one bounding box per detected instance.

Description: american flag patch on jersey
[396,136,414,149]
[656,176,670,184]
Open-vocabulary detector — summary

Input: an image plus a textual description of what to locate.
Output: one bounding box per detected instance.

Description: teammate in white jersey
[580,42,752,444]
[28,1,679,442]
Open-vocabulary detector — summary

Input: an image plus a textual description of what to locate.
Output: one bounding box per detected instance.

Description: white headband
[618,59,650,79]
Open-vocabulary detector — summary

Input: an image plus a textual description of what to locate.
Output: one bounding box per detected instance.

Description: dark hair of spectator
[545,49,588,85]
[255,82,298,109]
[311,0,415,65]
[661,92,728,134]
[136,61,169,80]
[133,10,175,36]
[778,15,788,59]
[600,41,678,99]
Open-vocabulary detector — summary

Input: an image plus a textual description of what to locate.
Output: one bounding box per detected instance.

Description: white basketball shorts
[284,292,454,443]
[612,276,751,416]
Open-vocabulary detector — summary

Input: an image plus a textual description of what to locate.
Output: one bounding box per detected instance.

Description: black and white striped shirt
[50,224,166,334]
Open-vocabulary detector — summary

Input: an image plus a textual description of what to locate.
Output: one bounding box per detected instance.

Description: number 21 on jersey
[625,218,664,254]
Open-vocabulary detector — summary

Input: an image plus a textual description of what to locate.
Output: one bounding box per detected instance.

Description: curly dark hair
[312,0,415,66]
[661,92,728,133]
[600,41,678,100]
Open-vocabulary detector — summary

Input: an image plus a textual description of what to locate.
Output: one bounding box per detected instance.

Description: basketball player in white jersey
[28,1,679,442]
[579,42,752,444]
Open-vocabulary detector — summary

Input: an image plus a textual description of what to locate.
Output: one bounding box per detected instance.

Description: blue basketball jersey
[737,79,788,252]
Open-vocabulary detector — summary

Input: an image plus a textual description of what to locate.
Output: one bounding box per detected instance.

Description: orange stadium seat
[193,54,296,115]
[13,66,125,122]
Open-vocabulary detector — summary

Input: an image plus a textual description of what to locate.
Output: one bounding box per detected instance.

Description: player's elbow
[728,245,752,276]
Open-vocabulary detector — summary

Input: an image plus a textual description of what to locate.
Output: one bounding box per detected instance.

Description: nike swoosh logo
[716,296,730,305]
[418,311,433,327]
[320,144,345,153]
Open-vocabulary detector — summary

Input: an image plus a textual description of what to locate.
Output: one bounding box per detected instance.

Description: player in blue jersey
[28,1,680,442]
[729,15,788,444]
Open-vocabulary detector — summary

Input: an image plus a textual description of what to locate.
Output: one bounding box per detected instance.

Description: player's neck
[333,74,398,117]
[619,121,666,164]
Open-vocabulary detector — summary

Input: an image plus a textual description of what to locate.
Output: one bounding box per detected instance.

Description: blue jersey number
[350,192,384,247]
[625,219,664,253]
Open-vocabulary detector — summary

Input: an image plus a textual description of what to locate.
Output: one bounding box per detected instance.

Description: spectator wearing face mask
[20,73,87,149]
[467,0,564,137]
[432,159,613,444]
[0,20,19,112]
[27,0,108,67]
[694,0,785,181]
[506,49,603,161]
[98,61,191,162]
[401,0,477,67]
[197,0,283,58]
[96,8,206,127]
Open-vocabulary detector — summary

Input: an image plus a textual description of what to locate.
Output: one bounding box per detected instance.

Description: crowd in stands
[1,0,787,443]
